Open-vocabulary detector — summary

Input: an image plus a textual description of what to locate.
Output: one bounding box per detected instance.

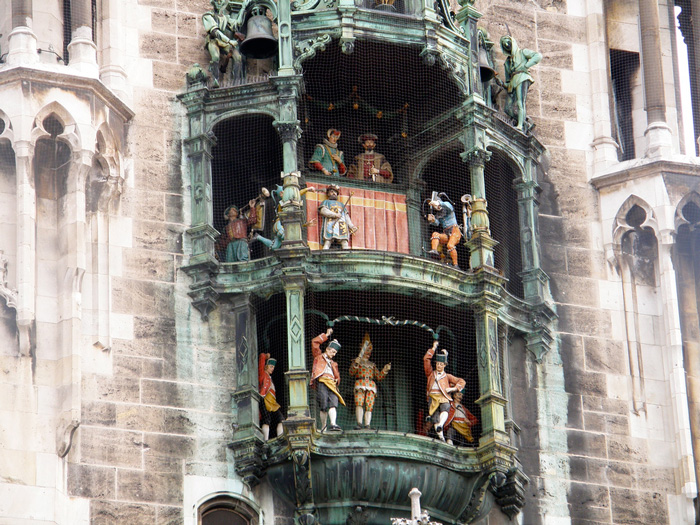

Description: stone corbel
[57,418,80,458]
[490,467,528,519]
[525,303,557,363]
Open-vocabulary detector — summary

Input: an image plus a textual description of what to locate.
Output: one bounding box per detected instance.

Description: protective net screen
[257,290,481,445]
[209,32,525,443]
[675,1,700,156]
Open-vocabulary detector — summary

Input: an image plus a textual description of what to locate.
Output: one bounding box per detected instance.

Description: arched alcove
[485,149,524,298]
[198,494,260,525]
[211,114,283,261]
[420,145,471,270]
[299,40,463,186]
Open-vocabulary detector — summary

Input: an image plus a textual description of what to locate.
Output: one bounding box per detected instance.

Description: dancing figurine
[349,333,391,429]
[311,328,345,432]
[426,192,462,266]
[424,341,465,441]
[258,353,285,440]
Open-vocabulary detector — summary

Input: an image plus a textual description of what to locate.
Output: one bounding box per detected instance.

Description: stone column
[588,0,619,169]
[282,271,316,521]
[667,233,700,510]
[14,141,35,356]
[463,149,497,270]
[639,0,673,156]
[67,0,98,76]
[474,299,507,442]
[7,0,37,65]
[283,272,310,419]
[55,152,90,454]
[183,128,220,320]
[272,75,310,255]
[276,0,294,76]
[688,0,700,154]
[100,0,128,99]
[230,294,265,485]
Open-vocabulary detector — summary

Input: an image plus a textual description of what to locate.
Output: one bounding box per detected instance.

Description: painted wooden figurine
[426,192,462,266]
[308,129,347,177]
[217,200,258,262]
[349,333,391,429]
[310,328,345,432]
[445,389,478,445]
[202,0,245,87]
[258,353,285,440]
[348,133,394,183]
[319,184,357,249]
[499,34,542,131]
[254,185,316,250]
[423,340,465,441]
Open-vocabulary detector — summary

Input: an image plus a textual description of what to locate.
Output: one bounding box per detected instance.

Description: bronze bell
[478,46,497,83]
[239,7,278,59]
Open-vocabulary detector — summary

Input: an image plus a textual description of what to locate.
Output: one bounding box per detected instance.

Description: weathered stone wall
[477,1,693,523]
[0,0,695,523]
[68,1,232,524]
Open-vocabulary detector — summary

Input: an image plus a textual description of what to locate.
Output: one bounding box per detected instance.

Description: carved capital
[340,39,355,55]
[462,148,491,167]
[274,122,303,143]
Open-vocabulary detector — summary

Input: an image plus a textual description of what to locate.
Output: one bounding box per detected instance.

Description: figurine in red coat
[259,353,284,440]
[445,389,478,445]
[311,328,345,432]
[424,340,465,441]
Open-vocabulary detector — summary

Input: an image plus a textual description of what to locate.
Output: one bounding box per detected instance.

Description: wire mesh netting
[210,36,526,444]
[256,290,481,445]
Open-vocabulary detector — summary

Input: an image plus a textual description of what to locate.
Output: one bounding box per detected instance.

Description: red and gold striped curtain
[305,183,409,253]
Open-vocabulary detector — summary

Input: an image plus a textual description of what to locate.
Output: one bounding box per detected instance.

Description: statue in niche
[445,389,477,445]
[349,333,391,429]
[258,353,285,440]
[425,192,462,266]
[310,328,345,432]
[202,0,245,87]
[499,35,542,131]
[318,184,357,249]
[216,200,259,262]
[348,133,394,183]
[308,129,347,177]
[424,341,465,442]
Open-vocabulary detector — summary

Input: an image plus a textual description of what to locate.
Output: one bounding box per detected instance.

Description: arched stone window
[198,495,259,525]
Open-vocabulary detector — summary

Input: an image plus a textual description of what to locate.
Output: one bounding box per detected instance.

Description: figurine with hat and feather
[259,353,285,440]
[216,199,259,262]
[310,328,346,432]
[424,340,466,441]
[445,388,478,446]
